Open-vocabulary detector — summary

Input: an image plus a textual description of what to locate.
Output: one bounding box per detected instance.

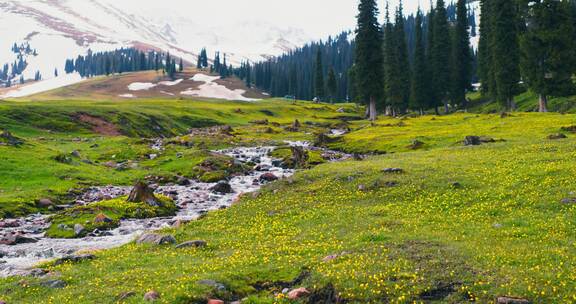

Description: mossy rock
[46,196,177,239]
[191,155,249,182]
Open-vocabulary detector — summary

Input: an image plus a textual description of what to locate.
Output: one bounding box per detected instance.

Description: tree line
[64,48,184,79]
[355,0,576,120]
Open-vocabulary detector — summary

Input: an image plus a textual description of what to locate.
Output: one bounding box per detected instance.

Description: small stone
[136,233,176,245]
[40,279,67,289]
[382,168,403,174]
[357,184,366,191]
[547,133,567,140]
[74,224,85,236]
[175,240,207,249]
[37,198,53,208]
[259,173,278,182]
[143,290,160,301]
[70,150,81,158]
[561,198,576,204]
[464,136,482,146]
[94,213,113,224]
[496,296,530,304]
[287,287,310,300]
[53,254,95,266]
[117,291,136,301]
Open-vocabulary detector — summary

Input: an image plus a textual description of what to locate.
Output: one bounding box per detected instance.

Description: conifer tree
[491,0,520,110]
[520,0,576,112]
[478,0,495,98]
[410,10,428,114]
[431,0,451,113]
[246,61,252,88]
[179,58,184,72]
[449,0,473,109]
[327,67,337,103]
[355,0,384,120]
[314,49,325,101]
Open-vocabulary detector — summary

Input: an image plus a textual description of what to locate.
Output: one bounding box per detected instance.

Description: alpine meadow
[1,0,576,303]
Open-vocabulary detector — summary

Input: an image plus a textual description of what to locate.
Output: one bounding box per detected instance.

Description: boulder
[175,240,207,249]
[0,129,24,146]
[94,213,113,224]
[210,181,233,194]
[259,173,278,182]
[127,181,161,207]
[496,296,530,304]
[70,150,81,158]
[143,290,160,301]
[136,233,176,245]
[176,176,190,186]
[37,198,53,208]
[287,287,310,300]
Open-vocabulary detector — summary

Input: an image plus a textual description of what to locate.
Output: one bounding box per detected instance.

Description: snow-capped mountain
[0,0,311,86]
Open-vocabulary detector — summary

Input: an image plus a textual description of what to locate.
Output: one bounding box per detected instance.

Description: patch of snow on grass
[128,82,157,91]
[181,73,260,101]
[160,91,175,96]
[1,73,83,98]
[159,79,183,86]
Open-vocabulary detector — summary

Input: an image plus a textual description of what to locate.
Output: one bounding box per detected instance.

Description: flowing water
[0,141,349,277]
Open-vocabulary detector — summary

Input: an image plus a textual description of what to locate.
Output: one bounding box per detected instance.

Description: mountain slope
[0,0,311,95]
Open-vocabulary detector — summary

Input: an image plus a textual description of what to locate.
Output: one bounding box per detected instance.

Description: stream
[0,140,349,277]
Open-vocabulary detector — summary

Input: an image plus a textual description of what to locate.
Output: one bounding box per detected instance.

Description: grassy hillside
[2,92,576,303]
[0,98,357,217]
[468,90,576,113]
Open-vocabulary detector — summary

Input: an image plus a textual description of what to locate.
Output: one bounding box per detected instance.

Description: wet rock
[382,168,403,174]
[53,254,95,266]
[496,296,530,304]
[74,224,85,236]
[40,279,67,289]
[197,279,226,291]
[136,233,176,245]
[287,287,310,300]
[0,220,20,228]
[26,269,49,277]
[37,198,53,208]
[117,291,136,301]
[94,213,113,224]
[143,290,160,301]
[548,133,567,140]
[176,176,190,186]
[127,181,161,207]
[210,181,233,194]
[0,234,38,245]
[259,173,278,182]
[176,240,207,249]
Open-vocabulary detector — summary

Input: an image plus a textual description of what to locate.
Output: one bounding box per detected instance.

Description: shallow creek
[0,141,348,277]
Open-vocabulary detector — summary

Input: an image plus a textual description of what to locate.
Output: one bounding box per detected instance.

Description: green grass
[0,98,357,217]
[468,89,576,113]
[45,196,176,238]
[3,94,576,303]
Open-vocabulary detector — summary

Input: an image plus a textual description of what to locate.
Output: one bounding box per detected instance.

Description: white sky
[101,0,432,41]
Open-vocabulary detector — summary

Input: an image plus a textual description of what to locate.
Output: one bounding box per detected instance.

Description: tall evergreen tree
[327,67,337,103]
[245,62,252,88]
[520,0,576,112]
[431,0,451,113]
[426,1,438,113]
[491,0,521,110]
[449,0,473,109]
[355,0,384,120]
[478,0,496,98]
[385,2,410,115]
[179,58,184,72]
[410,10,428,114]
[314,49,325,101]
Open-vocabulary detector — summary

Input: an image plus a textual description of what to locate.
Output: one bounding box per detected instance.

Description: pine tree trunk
[364,105,370,118]
[369,97,377,121]
[435,107,440,115]
[539,94,548,112]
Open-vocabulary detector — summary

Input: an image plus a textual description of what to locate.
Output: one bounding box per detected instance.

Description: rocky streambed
[0,141,350,277]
